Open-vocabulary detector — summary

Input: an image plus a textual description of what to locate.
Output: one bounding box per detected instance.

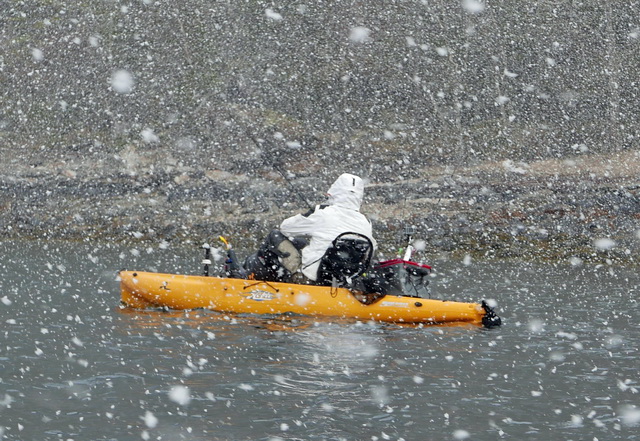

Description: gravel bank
[1,147,638,266]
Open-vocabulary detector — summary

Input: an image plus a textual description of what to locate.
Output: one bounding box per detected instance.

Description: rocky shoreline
[1,147,639,266]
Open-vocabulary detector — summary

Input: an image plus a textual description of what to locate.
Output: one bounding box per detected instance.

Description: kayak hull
[119,270,490,326]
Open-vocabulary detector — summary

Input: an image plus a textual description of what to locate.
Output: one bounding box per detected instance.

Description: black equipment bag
[365,259,432,298]
[316,232,374,287]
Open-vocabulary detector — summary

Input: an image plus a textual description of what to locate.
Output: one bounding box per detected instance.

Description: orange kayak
[119,270,501,327]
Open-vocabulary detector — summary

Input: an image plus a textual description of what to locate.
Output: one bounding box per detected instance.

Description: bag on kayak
[316,232,374,287]
[364,259,431,298]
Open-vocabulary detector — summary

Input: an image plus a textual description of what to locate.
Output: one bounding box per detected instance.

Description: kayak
[119,270,501,327]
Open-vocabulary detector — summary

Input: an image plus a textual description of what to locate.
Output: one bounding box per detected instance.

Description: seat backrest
[316,232,374,287]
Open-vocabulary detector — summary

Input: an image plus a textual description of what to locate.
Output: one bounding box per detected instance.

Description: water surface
[1,240,638,440]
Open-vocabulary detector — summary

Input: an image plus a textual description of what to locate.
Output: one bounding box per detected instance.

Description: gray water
[0,239,638,441]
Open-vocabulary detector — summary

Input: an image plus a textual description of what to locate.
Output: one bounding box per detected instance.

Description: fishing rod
[225,104,314,210]
[244,129,314,211]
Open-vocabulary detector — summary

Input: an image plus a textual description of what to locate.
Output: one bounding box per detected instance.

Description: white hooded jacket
[280,173,377,280]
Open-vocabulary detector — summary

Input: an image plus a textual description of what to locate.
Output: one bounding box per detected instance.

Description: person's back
[280,173,376,281]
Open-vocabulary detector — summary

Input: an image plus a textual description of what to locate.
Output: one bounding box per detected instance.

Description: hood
[326,173,365,211]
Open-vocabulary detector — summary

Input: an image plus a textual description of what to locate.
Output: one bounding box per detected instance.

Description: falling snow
[349,26,372,43]
[168,385,192,406]
[110,69,134,94]
[1,0,640,439]
[462,0,485,14]
[265,8,283,21]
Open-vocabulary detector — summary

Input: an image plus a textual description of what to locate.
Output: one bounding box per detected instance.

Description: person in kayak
[243,173,377,285]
